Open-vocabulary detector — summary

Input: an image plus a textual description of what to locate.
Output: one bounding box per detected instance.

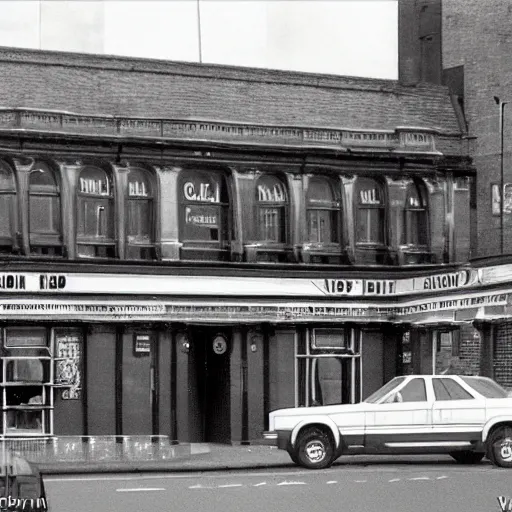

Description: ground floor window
[296,328,361,406]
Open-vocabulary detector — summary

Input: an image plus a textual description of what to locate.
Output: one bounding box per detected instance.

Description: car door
[431,377,486,448]
[364,377,433,453]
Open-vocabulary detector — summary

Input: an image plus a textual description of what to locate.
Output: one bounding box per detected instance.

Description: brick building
[399,0,512,388]
[0,45,509,451]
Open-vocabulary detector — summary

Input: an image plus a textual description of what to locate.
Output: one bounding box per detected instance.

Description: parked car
[263,375,512,469]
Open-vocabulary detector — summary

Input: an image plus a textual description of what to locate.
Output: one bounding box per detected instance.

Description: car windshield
[460,377,509,398]
[364,376,406,403]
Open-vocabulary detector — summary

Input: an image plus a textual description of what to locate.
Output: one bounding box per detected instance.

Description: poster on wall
[491,183,501,216]
[504,183,512,214]
[55,331,82,400]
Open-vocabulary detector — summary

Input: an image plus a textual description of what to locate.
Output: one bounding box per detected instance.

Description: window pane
[29,195,61,235]
[307,209,338,243]
[182,204,221,241]
[78,198,113,238]
[256,176,287,203]
[29,164,58,192]
[461,377,509,398]
[128,169,152,197]
[0,162,14,191]
[0,194,13,238]
[356,208,384,244]
[400,378,427,402]
[364,377,406,403]
[259,207,284,242]
[312,358,342,405]
[79,167,111,196]
[6,360,44,382]
[127,200,152,242]
[307,178,336,204]
[433,379,473,400]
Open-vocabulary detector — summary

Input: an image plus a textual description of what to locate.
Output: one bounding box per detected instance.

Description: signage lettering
[323,279,355,294]
[359,189,381,205]
[0,274,25,290]
[185,206,218,226]
[422,270,472,290]
[257,182,286,202]
[364,280,395,295]
[184,181,219,202]
[40,274,66,290]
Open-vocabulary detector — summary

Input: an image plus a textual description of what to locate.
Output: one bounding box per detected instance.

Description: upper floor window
[256,175,288,243]
[29,162,63,257]
[0,161,17,254]
[355,178,385,245]
[126,168,156,260]
[402,180,428,247]
[76,166,115,258]
[306,177,340,244]
[179,170,230,260]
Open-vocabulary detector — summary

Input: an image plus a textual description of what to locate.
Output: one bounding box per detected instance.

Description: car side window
[433,378,474,401]
[386,378,427,403]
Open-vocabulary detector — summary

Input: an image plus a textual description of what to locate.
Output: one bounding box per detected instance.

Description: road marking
[116,488,165,492]
[389,478,401,482]
[218,484,243,488]
[277,481,307,486]
[326,481,338,484]
[354,480,367,483]
[253,482,267,487]
[188,484,214,490]
[436,476,448,480]
[408,477,430,481]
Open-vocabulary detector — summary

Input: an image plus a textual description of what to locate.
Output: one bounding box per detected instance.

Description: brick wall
[442,0,512,257]
[494,322,512,389]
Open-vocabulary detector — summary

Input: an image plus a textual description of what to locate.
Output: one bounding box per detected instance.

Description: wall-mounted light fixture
[176,332,190,354]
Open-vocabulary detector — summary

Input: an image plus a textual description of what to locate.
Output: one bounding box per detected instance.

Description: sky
[0,0,398,79]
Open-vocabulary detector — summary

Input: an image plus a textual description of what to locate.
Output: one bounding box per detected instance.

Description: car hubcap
[499,438,512,462]
[305,440,326,463]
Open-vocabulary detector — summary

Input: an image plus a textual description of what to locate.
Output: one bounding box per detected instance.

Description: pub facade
[0,46,503,446]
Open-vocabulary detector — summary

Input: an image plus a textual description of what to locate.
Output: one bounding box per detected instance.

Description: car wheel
[449,451,484,464]
[295,427,335,470]
[488,426,512,468]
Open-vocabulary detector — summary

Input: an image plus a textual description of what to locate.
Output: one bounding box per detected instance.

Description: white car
[263,375,512,469]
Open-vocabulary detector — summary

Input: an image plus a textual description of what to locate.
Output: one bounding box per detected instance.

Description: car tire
[295,427,335,470]
[488,426,512,468]
[287,449,300,465]
[449,451,484,464]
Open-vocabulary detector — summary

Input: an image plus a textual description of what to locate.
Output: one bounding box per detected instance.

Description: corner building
[0,46,489,446]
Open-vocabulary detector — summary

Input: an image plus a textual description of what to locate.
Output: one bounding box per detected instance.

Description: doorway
[192,327,231,443]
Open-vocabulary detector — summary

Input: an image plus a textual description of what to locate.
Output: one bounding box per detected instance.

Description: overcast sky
[0,0,398,79]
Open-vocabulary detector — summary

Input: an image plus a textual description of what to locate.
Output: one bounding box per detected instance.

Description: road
[43,461,512,512]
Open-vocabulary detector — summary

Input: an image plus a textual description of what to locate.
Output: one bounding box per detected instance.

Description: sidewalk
[36,443,459,475]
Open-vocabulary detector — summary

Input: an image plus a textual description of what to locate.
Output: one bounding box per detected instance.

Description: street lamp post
[495,96,507,254]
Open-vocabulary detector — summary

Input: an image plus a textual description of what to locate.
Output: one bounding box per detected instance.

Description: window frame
[306,176,341,245]
[76,165,116,259]
[255,174,289,245]
[125,167,156,260]
[28,161,63,256]
[0,160,18,253]
[354,177,387,247]
[402,179,430,249]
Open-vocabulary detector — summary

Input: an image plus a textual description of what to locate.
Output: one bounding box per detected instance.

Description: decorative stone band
[0,108,442,155]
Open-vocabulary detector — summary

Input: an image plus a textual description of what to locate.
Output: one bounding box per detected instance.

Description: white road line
[389,478,401,482]
[253,482,267,487]
[436,476,448,480]
[354,480,367,483]
[188,484,213,489]
[277,481,306,486]
[326,481,338,484]
[116,488,165,492]
[408,477,430,481]
[218,484,243,488]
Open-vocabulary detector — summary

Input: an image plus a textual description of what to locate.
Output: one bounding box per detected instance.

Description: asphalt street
[43,460,512,512]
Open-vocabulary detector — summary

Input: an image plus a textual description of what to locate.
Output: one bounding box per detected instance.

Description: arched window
[76,166,115,258]
[256,175,288,243]
[126,168,156,260]
[29,162,62,256]
[402,180,428,247]
[0,161,17,254]
[179,170,230,260]
[355,178,386,245]
[306,177,340,243]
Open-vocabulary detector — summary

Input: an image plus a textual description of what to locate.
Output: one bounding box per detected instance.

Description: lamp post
[494,96,507,254]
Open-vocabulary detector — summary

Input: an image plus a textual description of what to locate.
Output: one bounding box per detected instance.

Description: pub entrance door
[192,327,231,443]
